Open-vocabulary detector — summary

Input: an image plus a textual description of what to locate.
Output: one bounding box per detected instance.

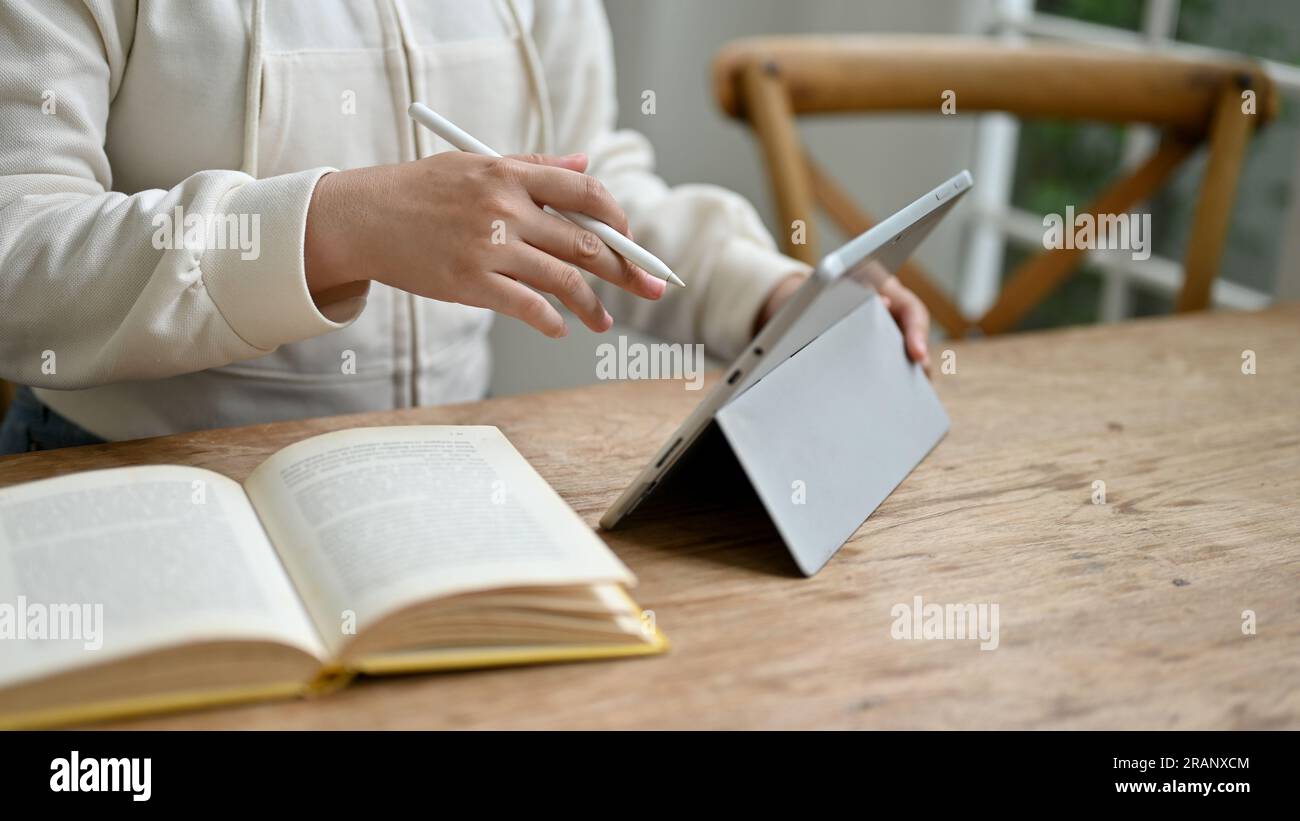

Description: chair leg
[1176,81,1258,312]
[740,60,820,266]
[979,136,1194,335]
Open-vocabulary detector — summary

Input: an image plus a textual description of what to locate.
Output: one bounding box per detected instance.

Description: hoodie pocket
[415,35,537,158]
[256,48,414,175]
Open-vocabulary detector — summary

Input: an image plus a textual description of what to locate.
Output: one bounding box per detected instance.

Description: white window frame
[960,0,1300,322]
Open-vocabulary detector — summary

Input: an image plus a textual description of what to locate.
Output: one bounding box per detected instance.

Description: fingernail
[602,310,613,328]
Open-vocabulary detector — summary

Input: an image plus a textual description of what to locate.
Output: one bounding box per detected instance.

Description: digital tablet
[599,171,972,554]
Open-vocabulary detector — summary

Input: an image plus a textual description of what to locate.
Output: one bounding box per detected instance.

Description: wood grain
[713,35,1278,127]
[1,305,1297,729]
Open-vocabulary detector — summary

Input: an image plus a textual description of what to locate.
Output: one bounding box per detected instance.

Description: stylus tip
[668,272,686,288]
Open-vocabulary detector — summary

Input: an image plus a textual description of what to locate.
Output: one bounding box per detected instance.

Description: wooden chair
[713,35,1278,336]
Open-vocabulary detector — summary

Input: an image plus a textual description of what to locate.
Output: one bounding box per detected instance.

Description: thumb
[508,152,588,172]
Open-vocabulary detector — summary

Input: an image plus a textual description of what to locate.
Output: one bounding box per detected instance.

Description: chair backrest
[713,35,1277,336]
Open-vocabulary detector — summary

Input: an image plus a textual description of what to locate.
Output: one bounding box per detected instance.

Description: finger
[507,152,588,173]
[895,296,931,367]
[503,242,612,332]
[521,208,665,300]
[462,272,568,338]
[878,280,928,365]
[516,164,629,236]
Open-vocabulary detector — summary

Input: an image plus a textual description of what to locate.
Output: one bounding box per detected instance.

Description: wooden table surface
[2,304,1297,729]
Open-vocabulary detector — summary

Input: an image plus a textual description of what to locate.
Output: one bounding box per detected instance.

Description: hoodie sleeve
[530,0,811,361]
[0,0,364,390]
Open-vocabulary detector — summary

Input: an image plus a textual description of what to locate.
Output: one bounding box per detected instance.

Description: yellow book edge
[0,628,669,730]
[0,680,312,731]
[351,625,669,675]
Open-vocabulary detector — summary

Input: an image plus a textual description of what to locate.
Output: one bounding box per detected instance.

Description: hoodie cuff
[201,167,368,352]
[705,236,812,360]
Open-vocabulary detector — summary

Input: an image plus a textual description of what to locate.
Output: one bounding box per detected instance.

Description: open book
[0,426,665,728]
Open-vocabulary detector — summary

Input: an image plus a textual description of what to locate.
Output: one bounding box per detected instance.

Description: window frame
[960,0,1298,323]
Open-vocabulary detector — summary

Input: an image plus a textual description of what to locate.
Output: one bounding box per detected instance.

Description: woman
[0,0,930,452]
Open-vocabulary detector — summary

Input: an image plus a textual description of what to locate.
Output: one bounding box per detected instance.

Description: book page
[242,426,634,653]
[0,466,327,690]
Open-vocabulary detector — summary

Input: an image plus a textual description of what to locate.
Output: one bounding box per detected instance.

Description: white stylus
[408,102,685,288]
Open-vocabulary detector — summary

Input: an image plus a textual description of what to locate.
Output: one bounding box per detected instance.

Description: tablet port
[655,438,684,469]
[727,369,742,385]
[636,479,659,506]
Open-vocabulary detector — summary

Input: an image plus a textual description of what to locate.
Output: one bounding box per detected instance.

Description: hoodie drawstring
[384,0,424,407]
[241,0,264,176]
[504,0,554,154]
[389,0,430,158]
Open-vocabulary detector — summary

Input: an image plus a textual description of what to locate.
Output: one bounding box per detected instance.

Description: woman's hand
[757,272,932,374]
[304,152,666,338]
[876,276,931,372]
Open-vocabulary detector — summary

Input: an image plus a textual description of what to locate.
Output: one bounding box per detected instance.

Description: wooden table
[2,305,1297,729]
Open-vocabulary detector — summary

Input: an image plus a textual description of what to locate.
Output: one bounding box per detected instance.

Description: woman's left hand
[757,273,932,374]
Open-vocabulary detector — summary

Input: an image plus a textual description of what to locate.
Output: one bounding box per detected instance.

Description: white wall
[489,0,989,396]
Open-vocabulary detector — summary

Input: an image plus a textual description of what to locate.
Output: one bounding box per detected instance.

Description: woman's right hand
[304,151,666,338]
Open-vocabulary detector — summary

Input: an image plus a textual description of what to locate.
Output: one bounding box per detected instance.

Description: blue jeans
[0,386,106,454]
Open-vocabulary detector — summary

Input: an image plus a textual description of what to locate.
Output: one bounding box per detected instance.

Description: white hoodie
[0,0,807,440]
